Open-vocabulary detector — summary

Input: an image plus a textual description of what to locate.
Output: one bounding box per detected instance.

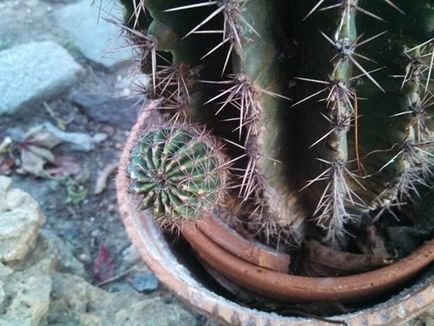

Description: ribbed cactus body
[293,0,434,240]
[352,1,434,216]
[148,0,307,236]
[294,1,366,240]
[128,125,228,225]
[227,0,306,229]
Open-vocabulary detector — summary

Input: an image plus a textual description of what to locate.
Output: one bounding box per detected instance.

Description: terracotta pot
[117,105,434,325]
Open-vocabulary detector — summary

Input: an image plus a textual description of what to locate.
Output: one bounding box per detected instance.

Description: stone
[0,236,56,326]
[114,299,197,326]
[0,176,45,262]
[40,230,87,278]
[0,41,84,115]
[48,272,197,326]
[121,244,143,269]
[130,271,159,292]
[69,92,139,129]
[54,0,132,68]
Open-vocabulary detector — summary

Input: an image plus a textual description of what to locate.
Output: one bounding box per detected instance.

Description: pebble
[131,271,160,293]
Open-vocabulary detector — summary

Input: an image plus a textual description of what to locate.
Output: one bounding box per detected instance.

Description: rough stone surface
[69,92,139,130]
[130,271,159,293]
[0,236,55,326]
[0,176,45,262]
[0,41,84,115]
[40,230,87,278]
[405,304,434,325]
[48,272,197,326]
[54,0,132,68]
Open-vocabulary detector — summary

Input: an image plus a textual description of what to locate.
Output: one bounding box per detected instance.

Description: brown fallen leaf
[15,125,63,176]
[26,145,56,163]
[94,162,118,195]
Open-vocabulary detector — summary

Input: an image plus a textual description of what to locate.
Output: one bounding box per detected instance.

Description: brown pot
[117,105,434,325]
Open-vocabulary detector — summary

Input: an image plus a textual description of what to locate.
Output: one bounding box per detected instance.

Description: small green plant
[128,123,228,227]
[119,0,434,245]
[64,177,88,205]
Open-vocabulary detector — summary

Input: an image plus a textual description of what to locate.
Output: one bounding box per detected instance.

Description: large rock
[54,0,132,68]
[0,236,56,326]
[41,230,87,278]
[48,272,197,326]
[0,177,45,262]
[0,41,84,115]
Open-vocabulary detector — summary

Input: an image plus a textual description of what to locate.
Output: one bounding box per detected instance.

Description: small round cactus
[127,123,229,226]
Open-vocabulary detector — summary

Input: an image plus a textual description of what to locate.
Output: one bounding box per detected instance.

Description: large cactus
[119,0,434,244]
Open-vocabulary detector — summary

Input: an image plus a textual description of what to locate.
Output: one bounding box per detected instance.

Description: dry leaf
[26,145,56,163]
[94,162,118,195]
[20,148,47,176]
[23,125,62,149]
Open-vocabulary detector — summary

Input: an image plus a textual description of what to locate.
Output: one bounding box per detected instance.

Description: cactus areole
[118,0,434,318]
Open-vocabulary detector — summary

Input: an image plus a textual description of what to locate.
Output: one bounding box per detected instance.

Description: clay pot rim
[117,105,434,325]
[182,219,434,302]
[197,213,291,273]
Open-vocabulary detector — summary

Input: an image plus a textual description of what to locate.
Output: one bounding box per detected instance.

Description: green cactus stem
[295,0,376,241]
[127,123,229,227]
[120,0,230,123]
[161,0,307,239]
[232,0,306,233]
[293,0,434,240]
[352,1,434,219]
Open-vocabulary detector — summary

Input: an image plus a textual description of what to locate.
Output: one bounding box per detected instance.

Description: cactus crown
[128,123,228,227]
[120,0,434,243]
